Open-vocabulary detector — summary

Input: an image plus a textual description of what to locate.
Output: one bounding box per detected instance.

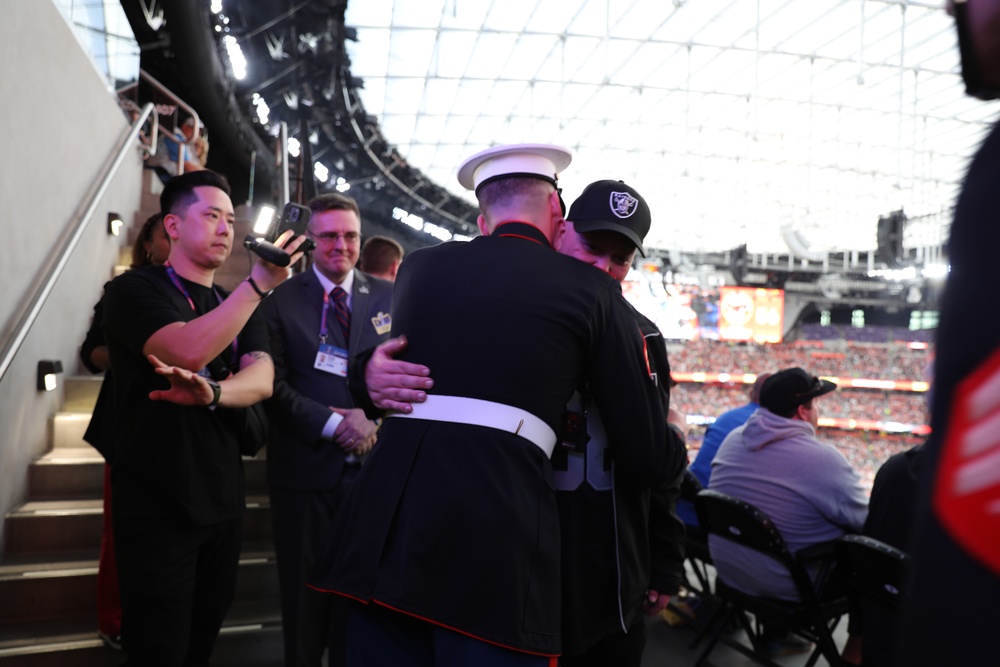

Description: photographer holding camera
[102,170,306,666]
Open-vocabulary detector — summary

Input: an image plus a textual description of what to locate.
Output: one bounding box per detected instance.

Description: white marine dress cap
[457,143,573,192]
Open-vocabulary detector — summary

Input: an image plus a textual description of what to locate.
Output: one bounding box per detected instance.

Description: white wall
[0,0,143,547]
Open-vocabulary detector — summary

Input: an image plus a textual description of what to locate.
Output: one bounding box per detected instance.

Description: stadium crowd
[670,336,931,381]
[671,333,930,493]
[673,384,927,427]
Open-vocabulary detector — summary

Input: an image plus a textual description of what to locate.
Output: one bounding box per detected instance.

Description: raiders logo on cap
[610,192,639,219]
[567,180,652,257]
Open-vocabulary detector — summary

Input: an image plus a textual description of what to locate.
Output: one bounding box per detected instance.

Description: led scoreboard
[718,286,785,343]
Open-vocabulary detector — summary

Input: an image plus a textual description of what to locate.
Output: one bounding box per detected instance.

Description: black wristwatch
[206,379,222,410]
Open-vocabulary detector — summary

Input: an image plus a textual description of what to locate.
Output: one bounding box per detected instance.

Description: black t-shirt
[102,265,270,525]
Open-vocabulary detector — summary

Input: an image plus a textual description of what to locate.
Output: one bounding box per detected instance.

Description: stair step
[27,453,268,501]
[3,497,272,556]
[52,414,92,449]
[29,449,104,500]
[0,543,278,625]
[62,377,103,414]
[0,599,282,666]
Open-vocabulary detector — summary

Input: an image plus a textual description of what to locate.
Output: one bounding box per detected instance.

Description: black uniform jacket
[554,307,687,656]
[309,223,675,656]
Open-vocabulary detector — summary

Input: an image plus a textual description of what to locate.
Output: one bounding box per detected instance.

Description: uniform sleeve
[585,287,678,487]
[647,444,687,595]
[346,345,381,419]
[642,323,688,594]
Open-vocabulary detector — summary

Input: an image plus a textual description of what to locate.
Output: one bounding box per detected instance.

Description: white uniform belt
[386,395,557,458]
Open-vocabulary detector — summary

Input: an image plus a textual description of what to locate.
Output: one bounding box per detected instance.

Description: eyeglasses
[310,231,361,245]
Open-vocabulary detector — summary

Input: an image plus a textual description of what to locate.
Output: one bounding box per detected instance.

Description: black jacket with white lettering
[553,306,687,657]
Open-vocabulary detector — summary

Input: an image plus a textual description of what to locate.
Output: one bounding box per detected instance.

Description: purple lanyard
[164,262,239,370]
[320,290,331,344]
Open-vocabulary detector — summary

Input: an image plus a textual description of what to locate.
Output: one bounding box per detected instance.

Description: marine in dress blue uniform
[309,145,680,666]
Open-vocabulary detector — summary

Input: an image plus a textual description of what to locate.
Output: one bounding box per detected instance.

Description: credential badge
[610,192,638,219]
[371,312,392,336]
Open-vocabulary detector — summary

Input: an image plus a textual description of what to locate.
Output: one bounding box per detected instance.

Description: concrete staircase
[0,377,283,666]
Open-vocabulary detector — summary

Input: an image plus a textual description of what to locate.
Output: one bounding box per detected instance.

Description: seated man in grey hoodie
[709,367,868,596]
[707,367,868,661]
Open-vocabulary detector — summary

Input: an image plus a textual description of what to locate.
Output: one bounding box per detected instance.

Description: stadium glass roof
[343,0,998,255]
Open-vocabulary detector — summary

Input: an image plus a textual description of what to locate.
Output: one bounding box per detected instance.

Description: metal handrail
[278,121,290,206]
[0,103,157,384]
[118,69,201,175]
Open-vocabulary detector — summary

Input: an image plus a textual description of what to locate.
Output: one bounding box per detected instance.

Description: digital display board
[717,286,784,343]
[620,271,786,342]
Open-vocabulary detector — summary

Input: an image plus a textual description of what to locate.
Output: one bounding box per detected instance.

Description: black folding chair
[835,534,911,666]
[684,525,714,594]
[693,489,849,667]
[680,470,714,596]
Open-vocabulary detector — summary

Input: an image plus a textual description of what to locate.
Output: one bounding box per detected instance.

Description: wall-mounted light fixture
[37,360,63,392]
[108,212,124,236]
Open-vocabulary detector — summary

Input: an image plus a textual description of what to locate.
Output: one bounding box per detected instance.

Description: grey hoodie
[707,407,869,600]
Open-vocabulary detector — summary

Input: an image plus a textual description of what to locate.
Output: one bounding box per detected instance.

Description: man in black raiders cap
[308,146,681,666]
[552,179,688,667]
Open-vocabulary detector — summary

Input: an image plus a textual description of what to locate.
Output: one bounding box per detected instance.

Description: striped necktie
[331,286,351,344]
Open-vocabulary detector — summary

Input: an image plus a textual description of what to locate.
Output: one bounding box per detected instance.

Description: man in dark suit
[309,145,681,666]
[262,193,393,666]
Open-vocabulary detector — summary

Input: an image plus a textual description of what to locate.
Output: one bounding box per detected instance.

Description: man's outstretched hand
[147,354,216,406]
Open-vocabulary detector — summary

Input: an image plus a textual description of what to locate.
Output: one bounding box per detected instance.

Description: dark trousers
[347,603,556,667]
[114,514,242,667]
[271,464,358,666]
[97,465,121,637]
[560,620,646,667]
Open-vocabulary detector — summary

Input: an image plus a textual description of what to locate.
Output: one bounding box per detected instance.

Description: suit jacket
[309,223,681,656]
[263,268,393,490]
